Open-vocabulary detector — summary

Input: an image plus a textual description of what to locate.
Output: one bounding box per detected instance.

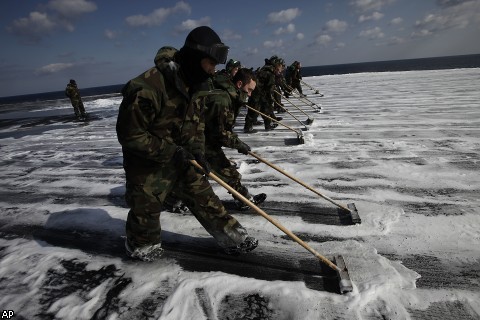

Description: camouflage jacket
[251,64,275,104]
[65,83,80,99]
[204,73,246,150]
[286,65,301,84]
[275,73,290,92]
[116,46,209,166]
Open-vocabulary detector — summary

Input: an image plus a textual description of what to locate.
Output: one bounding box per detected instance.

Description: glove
[193,153,211,175]
[237,141,251,155]
[173,146,194,170]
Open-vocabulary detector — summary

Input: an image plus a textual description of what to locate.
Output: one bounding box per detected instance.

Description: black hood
[177,46,211,88]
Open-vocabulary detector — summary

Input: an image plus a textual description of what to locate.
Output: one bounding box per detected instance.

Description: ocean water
[302,53,480,77]
[0,53,479,107]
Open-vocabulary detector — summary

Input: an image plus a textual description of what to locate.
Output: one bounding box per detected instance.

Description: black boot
[224,236,259,255]
[235,193,267,210]
[265,123,278,131]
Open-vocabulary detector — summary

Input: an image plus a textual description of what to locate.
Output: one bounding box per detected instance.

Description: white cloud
[244,47,258,56]
[274,23,296,35]
[387,36,406,45]
[334,42,346,51]
[7,0,97,43]
[316,34,332,46]
[104,29,118,40]
[222,29,242,41]
[390,17,403,25]
[7,12,57,43]
[359,26,385,39]
[411,28,433,37]
[324,19,348,33]
[47,0,97,17]
[267,8,301,24]
[436,0,473,8]
[296,33,305,40]
[34,63,74,75]
[126,2,191,27]
[263,39,284,48]
[174,17,211,33]
[359,11,384,22]
[412,1,480,37]
[350,0,395,12]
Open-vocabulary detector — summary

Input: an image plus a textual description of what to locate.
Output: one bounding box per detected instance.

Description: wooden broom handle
[190,159,340,272]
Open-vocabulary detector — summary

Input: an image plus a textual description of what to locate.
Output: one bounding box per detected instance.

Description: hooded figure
[116,26,258,262]
[65,79,87,119]
[176,26,229,90]
[286,60,304,95]
[225,59,241,78]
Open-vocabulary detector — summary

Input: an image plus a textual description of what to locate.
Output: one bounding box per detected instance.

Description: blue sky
[1,0,479,97]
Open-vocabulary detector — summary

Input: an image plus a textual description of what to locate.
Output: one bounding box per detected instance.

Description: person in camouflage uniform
[213,58,242,122]
[273,58,290,112]
[65,79,87,119]
[116,26,258,261]
[205,67,267,210]
[243,56,284,133]
[286,61,304,96]
[218,58,241,79]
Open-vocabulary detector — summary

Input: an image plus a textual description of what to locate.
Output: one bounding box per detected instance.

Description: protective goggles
[185,41,229,64]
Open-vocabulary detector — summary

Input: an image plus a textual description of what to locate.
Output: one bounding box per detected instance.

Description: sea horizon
[1,52,479,105]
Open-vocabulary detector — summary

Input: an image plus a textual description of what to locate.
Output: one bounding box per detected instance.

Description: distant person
[218,58,241,79]
[116,26,258,262]
[244,55,283,133]
[273,58,290,112]
[65,79,87,119]
[286,61,304,96]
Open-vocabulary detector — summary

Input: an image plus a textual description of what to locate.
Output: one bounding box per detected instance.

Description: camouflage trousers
[70,98,86,117]
[290,80,303,95]
[123,160,248,248]
[273,86,283,109]
[244,96,275,131]
[244,103,259,132]
[205,147,251,201]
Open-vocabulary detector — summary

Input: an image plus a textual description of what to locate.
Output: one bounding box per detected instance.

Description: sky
[1,68,479,318]
[1,0,480,97]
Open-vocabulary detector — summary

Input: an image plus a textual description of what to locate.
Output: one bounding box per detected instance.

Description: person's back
[288,61,303,95]
[65,79,87,119]
[285,64,296,85]
[116,26,258,262]
[117,46,198,163]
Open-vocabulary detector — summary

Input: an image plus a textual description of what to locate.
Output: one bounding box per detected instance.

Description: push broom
[190,159,354,293]
[248,151,361,224]
[245,105,305,144]
[300,80,323,96]
[285,84,322,112]
[273,89,314,124]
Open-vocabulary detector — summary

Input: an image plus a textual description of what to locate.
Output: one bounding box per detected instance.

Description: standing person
[215,59,242,122]
[218,58,241,79]
[65,79,87,119]
[273,58,289,112]
[205,67,267,210]
[243,56,284,133]
[116,26,258,261]
[286,61,304,96]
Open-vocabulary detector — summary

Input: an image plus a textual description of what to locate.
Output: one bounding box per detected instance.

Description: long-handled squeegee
[245,105,305,144]
[190,160,354,294]
[248,151,361,224]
